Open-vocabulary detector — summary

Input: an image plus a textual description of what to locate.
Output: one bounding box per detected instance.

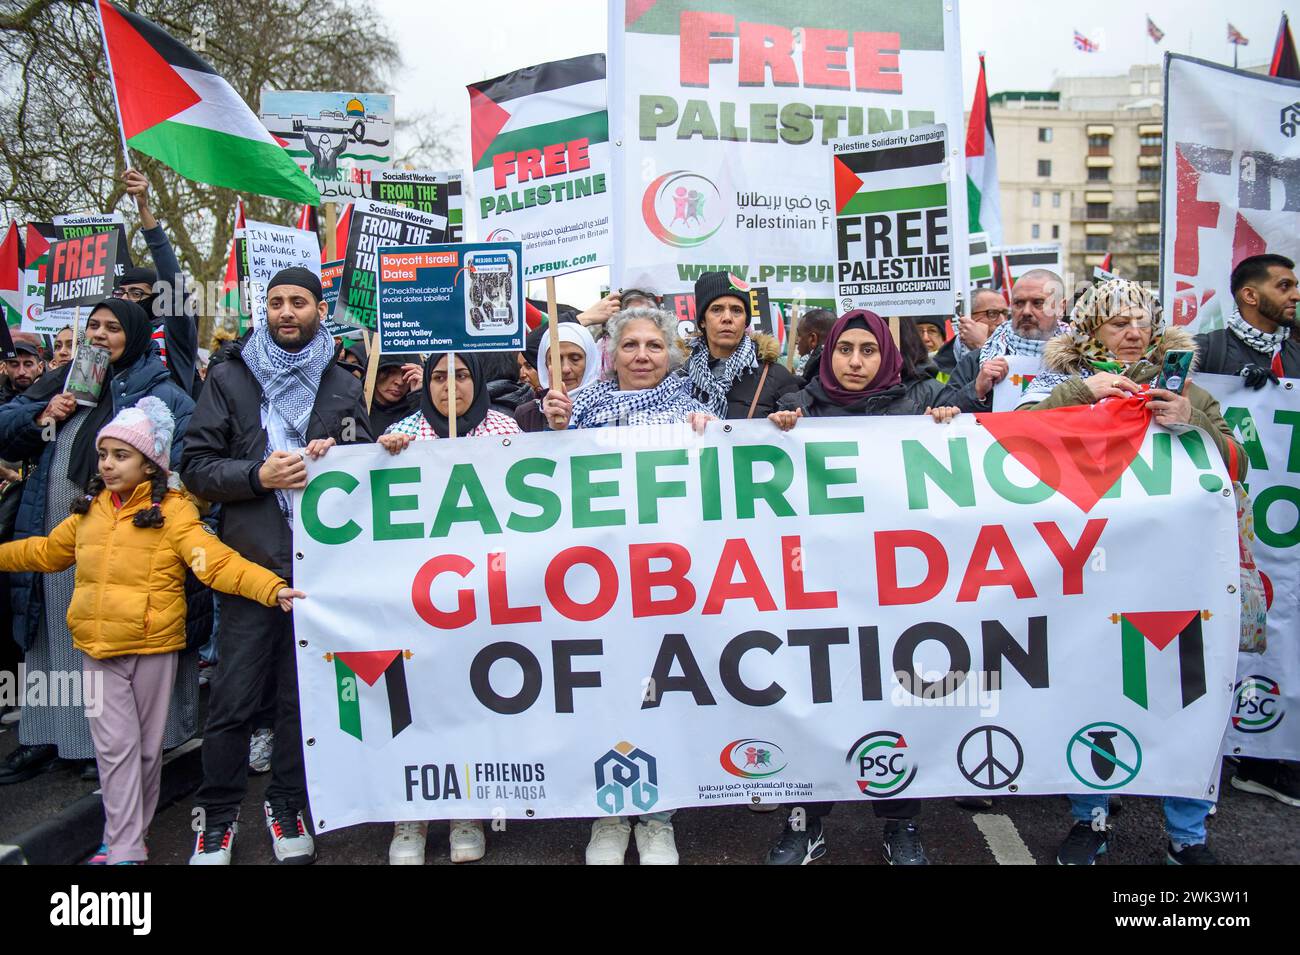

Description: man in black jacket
[1193,253,1300,810]
[683,271,799,419]
[182,267,372,865]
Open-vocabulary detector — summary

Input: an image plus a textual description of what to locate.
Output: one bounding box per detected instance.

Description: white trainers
[634,819,680,865]
[248,729,273,774]
[449,819,485,863]
[189,820,237,865]
[585,816,631,865]
[389,821,428,865]
[264,801,316,864]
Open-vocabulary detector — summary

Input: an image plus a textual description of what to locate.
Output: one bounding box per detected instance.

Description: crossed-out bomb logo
[1232,675,1284,733]
[719,739,787,779]
[594,741,659,814]
[642,170,725,248]
[847,731,916,797]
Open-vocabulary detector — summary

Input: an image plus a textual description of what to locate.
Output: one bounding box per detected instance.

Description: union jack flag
[1074,30,1100,52]
[1146,16,1164,44]
[1228,23,1249,46]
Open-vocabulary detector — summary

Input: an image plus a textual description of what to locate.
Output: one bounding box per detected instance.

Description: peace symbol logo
[956,725,1024,790]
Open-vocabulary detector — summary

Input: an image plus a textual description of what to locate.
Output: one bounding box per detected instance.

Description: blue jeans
[1069,794,1212,847]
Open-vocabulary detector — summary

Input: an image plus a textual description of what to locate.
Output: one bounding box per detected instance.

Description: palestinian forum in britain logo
[719,739,788,779]
[1232,675,1285,733]
[1066,721,1142,790]
[641,169,725,248]
[846,731,917,798]
[593,741,659,815]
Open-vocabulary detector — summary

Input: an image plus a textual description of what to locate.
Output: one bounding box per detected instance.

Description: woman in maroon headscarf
[769,309,959,428]
[762,308,957,868]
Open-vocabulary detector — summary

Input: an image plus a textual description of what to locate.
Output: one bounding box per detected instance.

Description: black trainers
[1056,820,1110,865]
[882,821,929,865]
[0,743,57,784]
[1167,841,1218,865]
[1231,758,1300,808]
[764,816,826,865]
[954,796,994,811]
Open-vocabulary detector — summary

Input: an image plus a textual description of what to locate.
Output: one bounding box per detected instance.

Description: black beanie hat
[116,266,158,288]
[267,266,324,302]
[693,271,751,326]
[913,315,947,332]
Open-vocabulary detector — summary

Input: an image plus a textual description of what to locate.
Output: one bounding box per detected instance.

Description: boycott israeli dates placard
[376,241,524,353]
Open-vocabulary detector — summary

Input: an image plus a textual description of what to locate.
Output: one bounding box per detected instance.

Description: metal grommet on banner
[306,737,316,746]
[723,424,733,432]
[1233,746,1242,754]
[1222,488,1232,497]
[317,820,326,830]
[1208,784,1215,794]
[1227,584,1237,594]
[525,809,535,817]
[296,551,304,560]
[1009,784,1018,793]
[502,438,511,447]
[1286,381,1294,390]
[298,640,307,648]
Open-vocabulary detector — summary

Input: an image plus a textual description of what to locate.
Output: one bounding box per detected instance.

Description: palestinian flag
[1098,252,1113,272]
[1271,13,1300,80]
[296,204,319,234]
[332,203,352,261]
[219,198,245,314]
[95,1,319,204]
[1113,611,1209,712]
[965,55,1003,247]
[329,650,412,744]
[0,222,22,328]
[468,53,607,183]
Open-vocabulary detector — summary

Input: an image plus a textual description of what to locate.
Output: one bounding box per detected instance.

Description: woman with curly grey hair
[542,306,712,431]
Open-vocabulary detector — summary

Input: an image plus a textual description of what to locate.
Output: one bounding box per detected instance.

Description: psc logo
[847,731,916,797]
[1232,675,1284,733]
[594,741,659,814]
[641,170,725,248]
[719,739,787,779]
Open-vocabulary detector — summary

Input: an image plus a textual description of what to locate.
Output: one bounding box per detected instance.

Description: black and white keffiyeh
[978,320,1064,363]
[242,323,335,518]
[569,375,709,428]
[685,333,758,416]
[1227,306,1290,355]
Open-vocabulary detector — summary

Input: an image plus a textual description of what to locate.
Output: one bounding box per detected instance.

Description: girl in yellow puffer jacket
[0,396,305,865]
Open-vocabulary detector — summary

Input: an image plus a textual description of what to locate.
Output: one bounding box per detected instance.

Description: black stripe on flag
[970,239,989,255]
[1178,617,1207,708]
[109,2,218,75]
[385,656,412,738]
[470,52,605,105]
[1006,252,1059,266]
[838,140,946,175]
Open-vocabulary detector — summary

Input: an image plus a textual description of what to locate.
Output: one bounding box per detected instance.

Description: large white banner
[608,0,967,304]
[1198,373,1300,760]
[1161,55,1300,332]
[292,408,1239,831]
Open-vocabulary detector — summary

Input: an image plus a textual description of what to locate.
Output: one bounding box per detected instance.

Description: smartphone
[1156,349,1194,394]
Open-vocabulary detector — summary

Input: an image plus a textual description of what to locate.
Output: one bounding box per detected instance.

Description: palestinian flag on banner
[0,222,22,328]
[468,53,607,180]
[95,1,319,204]
[965,54,1002,247]
[833,136,948,218]
[1271,13,1300,80]
[328,650,412,744]
[1113,610,1209,711]
[219,199,245,313]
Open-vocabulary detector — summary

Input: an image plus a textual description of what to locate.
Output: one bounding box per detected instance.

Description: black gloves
[1240,364,1279,390]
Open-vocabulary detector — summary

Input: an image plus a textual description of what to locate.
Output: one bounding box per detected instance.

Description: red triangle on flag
[335,650,401,686]
[99,0,201,140]
[1121,610,1199,651]
[834,157,864,214]
[468,87,512,167]
[23,224,49,267]
[625,0,658,27]
[977,396,1151,513]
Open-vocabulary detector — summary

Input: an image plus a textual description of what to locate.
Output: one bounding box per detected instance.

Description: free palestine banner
[293,404,1238,829]
[608,0,967,303]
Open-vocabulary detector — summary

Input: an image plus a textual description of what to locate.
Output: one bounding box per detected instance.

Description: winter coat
[1193,326,1300,378]
[0,484,285,659]
[683,333,802,419]
[1024,326,1247,480]
[777,380,921,418]
[0,350,194,651]
[179,339,372,582]
[513,390,548,433]
[369,389,421,436]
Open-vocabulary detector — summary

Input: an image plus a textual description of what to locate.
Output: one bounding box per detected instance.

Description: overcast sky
[373,0,1293,303]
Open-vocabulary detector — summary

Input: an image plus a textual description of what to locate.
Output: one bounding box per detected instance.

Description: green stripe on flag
[473,111,609,171]
[839,183,947,216]
[129,121,320,205]
[449,209,463,225]
[970,265,991,280]
[967,175,982,232]
[1120,619,1147,709]
[335,658,362,740]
